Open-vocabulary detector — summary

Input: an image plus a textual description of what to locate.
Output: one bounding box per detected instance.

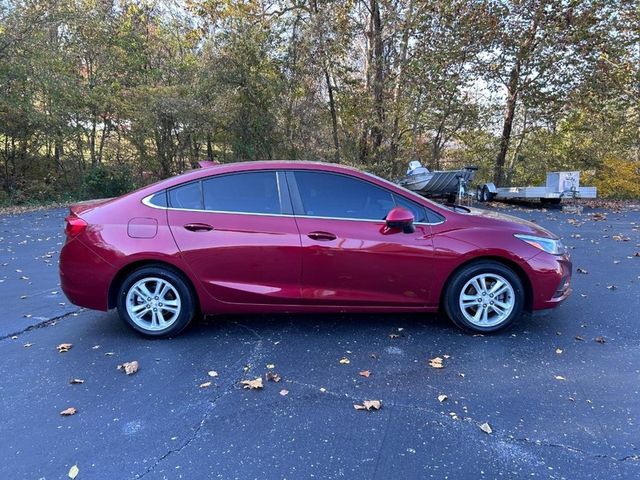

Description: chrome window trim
[141,193,441,225]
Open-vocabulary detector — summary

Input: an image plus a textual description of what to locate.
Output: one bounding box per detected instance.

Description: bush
[82,164,137,199]
[586,157,640,199]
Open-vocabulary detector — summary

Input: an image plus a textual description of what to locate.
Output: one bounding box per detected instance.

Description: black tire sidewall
[116,266,196,338]
[445,262,524,333]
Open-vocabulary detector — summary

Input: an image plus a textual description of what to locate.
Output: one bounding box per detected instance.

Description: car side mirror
[385,207,415,234]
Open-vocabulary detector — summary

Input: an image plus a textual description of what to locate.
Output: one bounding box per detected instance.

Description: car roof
[149,160,367,188]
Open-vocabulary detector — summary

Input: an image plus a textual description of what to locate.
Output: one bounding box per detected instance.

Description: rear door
[167,170,302,304]
[287,170,436,306]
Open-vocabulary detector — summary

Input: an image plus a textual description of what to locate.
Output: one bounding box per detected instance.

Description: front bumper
[527,252,573,310]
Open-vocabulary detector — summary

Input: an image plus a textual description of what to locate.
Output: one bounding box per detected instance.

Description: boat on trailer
[399,161,478,197]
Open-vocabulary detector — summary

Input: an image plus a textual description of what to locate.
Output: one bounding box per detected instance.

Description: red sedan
[59,161,572,337]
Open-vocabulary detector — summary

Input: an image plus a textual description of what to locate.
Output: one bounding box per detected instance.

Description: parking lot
[0,202,639,479]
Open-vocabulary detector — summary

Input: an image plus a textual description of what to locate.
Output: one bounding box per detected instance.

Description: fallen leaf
[266,371,281,382]
[57,343,72,353]
[279,389,289,396]
[575,336,585,342]
[241,377,263,389]
[117,361,139,375]
[555,375,566,381]
[594,336,606,344]
[607,285,617,290]
[576,268,588,274]
[354,400,382,411]
[23,342,33,348]
[207,370,219,378]
[60,407,77,416]
[199,381,212,388]
[428,357,444,368]
[339,357,350,365]
[69,378,84,385]
[266,363,275,369]
[479,422,492,434]
[68,464,79,479]
[555,348,563,354]
[388,333,400,339]
[438,394,448,402]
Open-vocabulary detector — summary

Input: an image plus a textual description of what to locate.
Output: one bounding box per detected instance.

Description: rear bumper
[59,238,116,311]
[528,252,573,310]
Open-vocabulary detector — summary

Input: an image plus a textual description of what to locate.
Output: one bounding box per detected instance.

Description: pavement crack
[133,338,267,479]
[0,308,81,342]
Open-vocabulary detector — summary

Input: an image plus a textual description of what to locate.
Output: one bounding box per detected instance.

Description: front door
[287,170,435,306]
[167,170,302,305]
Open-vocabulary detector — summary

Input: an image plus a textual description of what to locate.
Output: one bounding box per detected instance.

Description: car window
[169,182,203,210]
[147,190,167,207]
[203,172,281,214]
[392,194,429,223]
[294,171,394,220]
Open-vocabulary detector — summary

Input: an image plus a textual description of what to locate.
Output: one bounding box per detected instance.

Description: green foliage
[82,163,137,199]
[0,0,638,202]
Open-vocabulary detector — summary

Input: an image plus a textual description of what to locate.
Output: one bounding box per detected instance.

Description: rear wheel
[117,266,196,337]
[444,261,524,333]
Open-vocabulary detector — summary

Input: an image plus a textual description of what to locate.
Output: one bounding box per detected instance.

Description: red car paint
[59,161,572,317]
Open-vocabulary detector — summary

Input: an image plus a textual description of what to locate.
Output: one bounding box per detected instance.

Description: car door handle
[307,231,337,241]
[184,223,213,232]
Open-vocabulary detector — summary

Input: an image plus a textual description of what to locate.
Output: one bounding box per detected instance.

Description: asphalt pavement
[0,202,639,479]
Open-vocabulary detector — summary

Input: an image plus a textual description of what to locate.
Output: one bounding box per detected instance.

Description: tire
[480,186,492,203]
[443,261,524,333]
[116,266,197,338]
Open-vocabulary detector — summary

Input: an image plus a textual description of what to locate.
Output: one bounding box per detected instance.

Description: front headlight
[514,234,565,255]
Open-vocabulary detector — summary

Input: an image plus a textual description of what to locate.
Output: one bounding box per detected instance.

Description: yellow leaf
[69,378,84,384]
[428,357,444,368]
[241,377,263,389]
[199,382,212,388]
[354,400,381,411]
[339,357,350,364]
[117,361,139,375]
[57,343,72,353]
[438,394,448,402]
[479,422,492,434]
[207,370,219,377]
[279,389,289,396]
[555,375,566,381]
[68,464,79,479]
[358,370,371,378]
[60,407,77,416]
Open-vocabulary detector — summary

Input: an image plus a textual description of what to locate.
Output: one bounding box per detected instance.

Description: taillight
[65,214,87,238]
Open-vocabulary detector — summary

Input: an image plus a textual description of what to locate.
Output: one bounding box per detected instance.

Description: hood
[463,206,558,239]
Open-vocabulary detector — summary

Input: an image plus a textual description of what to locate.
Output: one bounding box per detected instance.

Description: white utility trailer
[477,171,597,204]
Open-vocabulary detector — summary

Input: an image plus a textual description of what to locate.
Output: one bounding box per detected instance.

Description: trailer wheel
[480,186,493,203]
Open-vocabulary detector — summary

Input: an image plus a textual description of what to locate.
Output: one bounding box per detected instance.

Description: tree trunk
[370,0,384,154]
[494,63,520,186]
[389,0,415,160]
[324,67,340,162]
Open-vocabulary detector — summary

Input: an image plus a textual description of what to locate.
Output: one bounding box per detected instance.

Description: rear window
[169,182,203,210]
[202,172,280,214]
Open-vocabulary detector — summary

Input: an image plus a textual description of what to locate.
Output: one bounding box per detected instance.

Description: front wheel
[443,261,524,333]
[117,266,197,337]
